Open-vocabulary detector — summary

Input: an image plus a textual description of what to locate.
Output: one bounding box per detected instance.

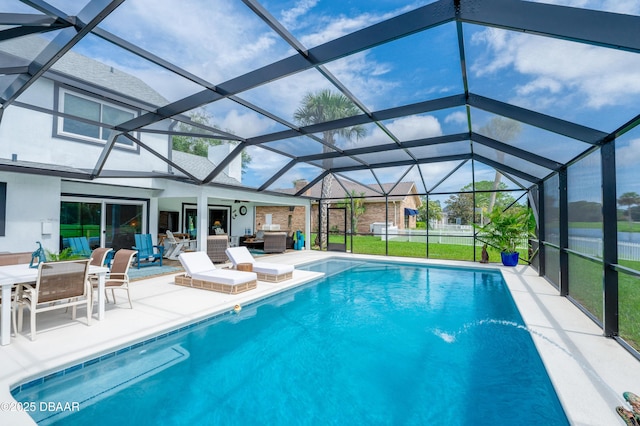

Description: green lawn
[620,272,640,349]
[314,233,640,352]
[319,234,529,263]
[567,221,640,232]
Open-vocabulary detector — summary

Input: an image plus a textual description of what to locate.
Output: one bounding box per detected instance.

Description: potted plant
[45,248,84,262]
[474,206,535,266]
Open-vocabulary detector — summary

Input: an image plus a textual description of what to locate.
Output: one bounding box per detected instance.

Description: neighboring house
[259,179,422,235]
[0,37,308,254]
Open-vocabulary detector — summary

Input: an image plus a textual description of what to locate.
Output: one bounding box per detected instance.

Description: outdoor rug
[129,265,182,281]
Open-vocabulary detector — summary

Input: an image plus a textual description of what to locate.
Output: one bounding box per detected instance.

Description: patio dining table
[0,263,109,346]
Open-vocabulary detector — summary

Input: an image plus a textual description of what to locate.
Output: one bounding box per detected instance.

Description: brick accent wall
[255,206,305,234]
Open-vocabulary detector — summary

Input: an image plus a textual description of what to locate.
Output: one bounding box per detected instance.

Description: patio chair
[164,230,190,260]
[88,247,114,290]
[225,246,294,282]
[207,235,229,263]
[176,251,257,294]
[16,259,92,341]
[90,247,113,267]
[263,232,287,254]
[68,237,92,258]
[133,234,164,269]
[95,249,137,309]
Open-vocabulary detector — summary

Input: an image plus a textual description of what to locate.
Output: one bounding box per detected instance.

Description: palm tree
[293,89,366,249]
[336,190,367,233]
[618,192,640,226]
[478,117,522,217]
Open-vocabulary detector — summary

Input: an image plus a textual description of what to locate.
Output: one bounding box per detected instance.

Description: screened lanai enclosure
[1,0,640,353]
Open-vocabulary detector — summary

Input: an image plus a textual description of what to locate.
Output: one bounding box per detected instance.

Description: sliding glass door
[60,201,101,249]
[105,203,143,250]
[61,198,146,251]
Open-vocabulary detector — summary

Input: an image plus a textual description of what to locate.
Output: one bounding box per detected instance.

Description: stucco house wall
[0,172,61,254]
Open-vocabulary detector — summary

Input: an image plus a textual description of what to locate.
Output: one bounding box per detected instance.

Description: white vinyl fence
[568,236,640,261]
[377,229,640,261]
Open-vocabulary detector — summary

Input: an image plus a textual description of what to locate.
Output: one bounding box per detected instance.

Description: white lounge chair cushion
[179,252,256,284]
[191,269,256,285]
[179,251,216,276]
[225,247,294,276]
[226,247,255,265]
[252,262,294,276]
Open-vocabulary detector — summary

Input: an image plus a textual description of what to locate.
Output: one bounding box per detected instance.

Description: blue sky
[5,0,640,198]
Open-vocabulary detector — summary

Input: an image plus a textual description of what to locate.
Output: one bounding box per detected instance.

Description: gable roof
[171,151,240,186]
[0,36,168,107]
[281,178,419,203]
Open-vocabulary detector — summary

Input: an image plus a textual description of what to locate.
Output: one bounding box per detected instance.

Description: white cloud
[471,27,640,109]
[218,109,276,139]
[385,115,443,141]
[370,167,408,185]
[322,52,397,110]
[300,14,378,47]
[94,0,433,129]
[421,161,471,192]
[516,76,563,97]
[281,0,319,29]
[528,0,640,15]
[444,111,467,125]
[102,0,287,85]
[617,138,640,167]
[337,169,378,186]
[346,115,443,149]
[297,4,421,48]
[270,163,322,189]
[241,69,335,120]
[244,145,291,179]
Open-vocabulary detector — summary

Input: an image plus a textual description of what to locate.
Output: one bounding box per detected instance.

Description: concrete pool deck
[0,251,638,425]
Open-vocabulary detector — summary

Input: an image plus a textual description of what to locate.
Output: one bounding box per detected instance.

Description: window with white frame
[57,89,137,147]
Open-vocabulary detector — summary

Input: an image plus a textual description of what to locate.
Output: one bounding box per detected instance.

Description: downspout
[385,196,389,256]
[393,201,397,227]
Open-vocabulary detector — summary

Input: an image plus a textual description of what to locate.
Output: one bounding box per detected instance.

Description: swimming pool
[13,259,568,425]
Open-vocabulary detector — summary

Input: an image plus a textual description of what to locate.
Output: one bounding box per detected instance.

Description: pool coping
[1,251,638,425]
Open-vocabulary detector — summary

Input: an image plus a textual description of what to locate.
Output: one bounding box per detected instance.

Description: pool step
[16,344,190,425]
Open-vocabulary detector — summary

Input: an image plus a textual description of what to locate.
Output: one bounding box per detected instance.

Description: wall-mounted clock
[239,205,247,216]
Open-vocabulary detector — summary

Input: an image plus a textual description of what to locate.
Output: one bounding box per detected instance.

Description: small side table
[237,263,253,272]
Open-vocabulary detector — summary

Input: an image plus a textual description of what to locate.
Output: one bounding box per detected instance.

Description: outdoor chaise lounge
[176,251,257,294]
[207,235,229,263]
[225,246,294,282]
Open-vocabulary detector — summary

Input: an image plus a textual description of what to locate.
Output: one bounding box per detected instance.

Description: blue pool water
[14,259,568,425]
